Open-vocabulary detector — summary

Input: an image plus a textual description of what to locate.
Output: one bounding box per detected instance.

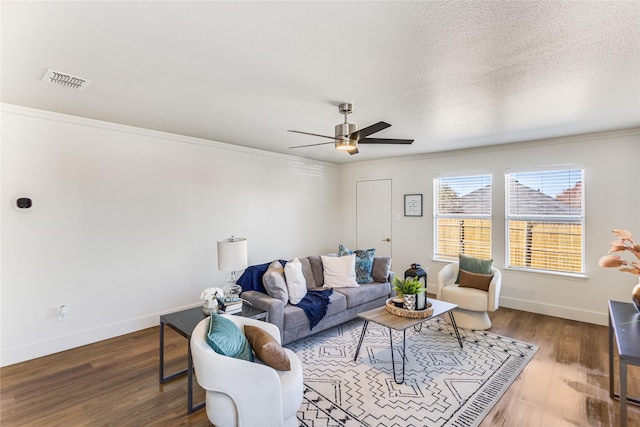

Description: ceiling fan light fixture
[335,139,358,151]
[335,122,357,152]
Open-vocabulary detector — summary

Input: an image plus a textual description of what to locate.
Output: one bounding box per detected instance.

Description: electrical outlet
[58,305,69,321]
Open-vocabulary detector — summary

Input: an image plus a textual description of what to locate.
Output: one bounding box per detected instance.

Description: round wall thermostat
[13,195,33,211]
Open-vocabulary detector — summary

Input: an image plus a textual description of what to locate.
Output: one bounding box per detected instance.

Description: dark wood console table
[608,300,640,427]
[159,304,267,414]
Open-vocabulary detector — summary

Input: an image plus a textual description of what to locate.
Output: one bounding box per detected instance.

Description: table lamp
[217,236,248,302]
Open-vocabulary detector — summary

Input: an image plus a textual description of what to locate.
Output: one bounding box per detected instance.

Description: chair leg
[445,308,491,330]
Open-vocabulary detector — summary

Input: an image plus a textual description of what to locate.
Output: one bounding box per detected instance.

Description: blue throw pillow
[456,253,493,284]
[338,244,375,284]
[205,312,253,362]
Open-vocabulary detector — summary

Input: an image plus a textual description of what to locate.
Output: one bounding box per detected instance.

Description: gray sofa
[241,255,394,345]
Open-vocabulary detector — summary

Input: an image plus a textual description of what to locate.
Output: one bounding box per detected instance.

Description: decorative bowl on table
[385,298,434,318]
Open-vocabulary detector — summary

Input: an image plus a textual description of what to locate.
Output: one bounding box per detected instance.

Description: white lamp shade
[217,237,248,272]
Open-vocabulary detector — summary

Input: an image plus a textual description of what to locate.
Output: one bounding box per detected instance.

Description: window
[506,168,584,274]
[434,174,492,261]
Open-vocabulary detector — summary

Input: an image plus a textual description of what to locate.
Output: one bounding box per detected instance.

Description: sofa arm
[242,290,285,336]
[388,271,396,296]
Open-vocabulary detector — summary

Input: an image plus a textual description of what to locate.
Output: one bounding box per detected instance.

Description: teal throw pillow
[206,312,253,362]
[456,253,493,284]
[338,244,375,284]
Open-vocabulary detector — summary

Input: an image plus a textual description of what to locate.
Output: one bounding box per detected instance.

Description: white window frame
[433,172,492,261]
[505,166,585,276]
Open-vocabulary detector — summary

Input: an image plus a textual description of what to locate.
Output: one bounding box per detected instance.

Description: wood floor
[1,306,639,427]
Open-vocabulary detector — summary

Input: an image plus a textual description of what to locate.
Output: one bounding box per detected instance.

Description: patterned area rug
[288,317,538,427]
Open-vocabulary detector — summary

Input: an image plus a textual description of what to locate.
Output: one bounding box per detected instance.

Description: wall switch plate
[58,305,69,321]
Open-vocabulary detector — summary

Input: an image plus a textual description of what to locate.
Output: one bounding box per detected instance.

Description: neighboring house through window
[434,174,492,261]
[505,168,584,275]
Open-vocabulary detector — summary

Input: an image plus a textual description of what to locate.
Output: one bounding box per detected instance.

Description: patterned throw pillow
[338,244,375,284]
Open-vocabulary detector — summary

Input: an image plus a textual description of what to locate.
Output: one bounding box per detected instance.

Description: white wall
[338,129,640,325]
[2,103,638,367]
[0,104,341,366]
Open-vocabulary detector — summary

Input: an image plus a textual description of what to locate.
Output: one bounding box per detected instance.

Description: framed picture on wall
[404,194,423,217]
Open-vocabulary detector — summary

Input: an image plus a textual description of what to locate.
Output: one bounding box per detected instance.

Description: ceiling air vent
[42,69,91,91]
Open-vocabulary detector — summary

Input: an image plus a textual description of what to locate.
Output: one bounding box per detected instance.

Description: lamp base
[223,280,242,303]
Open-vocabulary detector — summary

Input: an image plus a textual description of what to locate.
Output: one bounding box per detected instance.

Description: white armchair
[190,314,303,427]
[436,262,502,330]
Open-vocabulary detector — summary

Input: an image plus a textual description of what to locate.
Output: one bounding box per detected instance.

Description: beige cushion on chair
[440,285,489,311]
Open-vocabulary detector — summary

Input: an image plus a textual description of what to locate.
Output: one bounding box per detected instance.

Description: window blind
[506,169,584,274]
[434,174,492,261]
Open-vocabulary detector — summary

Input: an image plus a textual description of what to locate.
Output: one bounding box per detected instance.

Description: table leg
[609,314,615,399]
[621,360,628,427]
[159,322,189,383]
[159,321,165,382]
[354,320,369,361]
[187,343,205,414]
[390,329,406,385]
[448,311,464,348]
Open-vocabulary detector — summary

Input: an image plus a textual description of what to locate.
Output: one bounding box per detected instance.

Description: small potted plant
[392,276,426,310]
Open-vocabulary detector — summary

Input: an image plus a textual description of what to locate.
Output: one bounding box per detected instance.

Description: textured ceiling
[2,1,639,164]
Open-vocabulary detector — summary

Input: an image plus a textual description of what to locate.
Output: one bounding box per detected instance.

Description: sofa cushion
[307,255,324,287]
[206,313,253,362]
[456,254,493,283]
[283,290,347,330]
[321,254,359,288]
[333,281,391,308]
[338,244,375,284]
[371,257,392,282]
[285,257,307,304]
[262,260,288,304]
[244,325,291,371]
[299,257,317,289]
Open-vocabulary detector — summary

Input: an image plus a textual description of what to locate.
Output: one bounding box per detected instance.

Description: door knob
[382,238,391,242]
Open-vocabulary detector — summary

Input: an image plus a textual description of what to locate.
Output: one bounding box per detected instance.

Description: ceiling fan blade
[289,141,336,149]
[359,137,414,145]
[288,130,336,140]
[348,147,359,155]
[347,121,391,140]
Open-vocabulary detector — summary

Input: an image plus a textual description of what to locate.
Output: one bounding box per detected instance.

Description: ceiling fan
[288,103,414,155]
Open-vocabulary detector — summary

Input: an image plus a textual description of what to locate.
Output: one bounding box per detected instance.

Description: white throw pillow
[284,257,307,304]
[321,254,359,288]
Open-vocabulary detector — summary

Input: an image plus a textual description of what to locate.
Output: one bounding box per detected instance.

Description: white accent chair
[190,315,303,427]
[436,262,502,330]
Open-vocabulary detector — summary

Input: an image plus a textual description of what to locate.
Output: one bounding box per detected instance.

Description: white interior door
[356,179,392,257]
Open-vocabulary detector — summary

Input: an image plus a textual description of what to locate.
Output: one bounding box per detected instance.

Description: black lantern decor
[405,263,428,310]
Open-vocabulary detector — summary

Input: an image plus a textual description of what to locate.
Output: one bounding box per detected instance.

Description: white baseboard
[429,287,609,326]
[499,296,608,326]
[0,304,200,367]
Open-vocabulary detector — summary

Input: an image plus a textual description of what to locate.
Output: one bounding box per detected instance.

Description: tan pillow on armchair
[457,269,493,292]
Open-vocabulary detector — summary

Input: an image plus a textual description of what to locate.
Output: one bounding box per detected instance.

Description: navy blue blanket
[295,289,333,330]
